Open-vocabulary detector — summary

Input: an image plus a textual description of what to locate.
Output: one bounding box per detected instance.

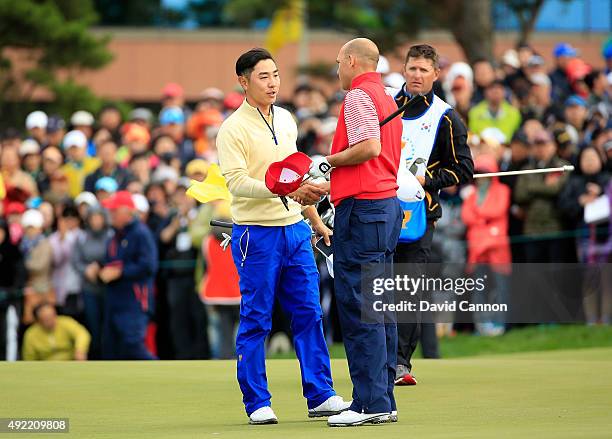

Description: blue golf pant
[231,220,335,416]
[333,197,402,414]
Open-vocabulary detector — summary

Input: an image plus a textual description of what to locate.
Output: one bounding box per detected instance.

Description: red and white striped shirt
[344,88,381,146]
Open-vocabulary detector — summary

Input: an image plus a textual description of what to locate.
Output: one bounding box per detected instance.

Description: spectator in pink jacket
[462,154,512,268]
[462,154,511,336]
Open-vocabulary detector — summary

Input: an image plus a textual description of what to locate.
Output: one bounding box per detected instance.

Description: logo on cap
[265,152,312,196]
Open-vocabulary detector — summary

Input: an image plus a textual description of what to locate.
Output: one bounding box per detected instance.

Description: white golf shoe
[248,406,278,425]
[308,395,352,418]
[390,410,398,422]
[327,410,391,427]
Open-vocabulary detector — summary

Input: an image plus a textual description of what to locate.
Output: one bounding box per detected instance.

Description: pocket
[333,200,353,242]
[356,213,387,252]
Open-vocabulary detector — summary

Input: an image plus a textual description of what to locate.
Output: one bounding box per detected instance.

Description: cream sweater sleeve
[217,126,276,199]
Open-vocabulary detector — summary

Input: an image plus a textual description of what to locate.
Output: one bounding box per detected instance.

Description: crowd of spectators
[0,40,610,360]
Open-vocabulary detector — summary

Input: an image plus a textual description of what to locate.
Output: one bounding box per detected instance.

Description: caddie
[389,44,473,386]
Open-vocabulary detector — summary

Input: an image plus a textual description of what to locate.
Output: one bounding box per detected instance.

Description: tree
[0,0,113,128]
[185,0,229,27]
[222,0,431,54]
[221,0,494,64]
[94,0,186,27]
[498,0,571,45]
[430,0,494,63]
[500,0,545,44]
[94,0,161,26]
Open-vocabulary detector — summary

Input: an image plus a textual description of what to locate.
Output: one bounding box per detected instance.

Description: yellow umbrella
[186,163,231,203]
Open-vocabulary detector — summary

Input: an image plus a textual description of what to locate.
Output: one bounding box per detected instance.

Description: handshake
[289,156,333,206]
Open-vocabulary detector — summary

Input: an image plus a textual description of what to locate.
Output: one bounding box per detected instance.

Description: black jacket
[0,219,26,307]
[394,88,474,220]
[558,171,611,230]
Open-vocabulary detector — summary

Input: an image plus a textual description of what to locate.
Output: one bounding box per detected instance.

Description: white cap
[384,72,405,89]
[481,127,507,145]
[132,193,150,214]
[502,49,520,69]
[446,62,474,86]
[75,191,98,207]
[376,55,390,74]
[530,73,551,87]
[25,111,48,130]
[19,139,41,157]
[62,130,88,149]
[70,110,94,126]
[21,209,44,229]
[565,124,580,146]
[318,118,338,136]
[200,87,224,101]
[152,165,179,184]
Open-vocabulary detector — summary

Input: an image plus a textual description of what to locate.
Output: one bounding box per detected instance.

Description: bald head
[336,38,380,90]
[342,38,380,69]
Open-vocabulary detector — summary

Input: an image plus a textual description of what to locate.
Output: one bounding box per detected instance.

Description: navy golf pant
[333,197,402,414]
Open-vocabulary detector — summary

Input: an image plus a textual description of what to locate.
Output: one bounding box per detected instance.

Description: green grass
[1,347,611,438]
[437,324,612,358]
[271,325,612,359]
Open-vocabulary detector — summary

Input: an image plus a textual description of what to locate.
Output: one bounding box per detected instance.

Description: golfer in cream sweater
[217,48,350,425]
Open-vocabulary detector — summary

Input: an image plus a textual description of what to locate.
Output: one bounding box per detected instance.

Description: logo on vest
[402,211,412,229]
[420,121,432,132]
[401,135,416,166]
[409,158,427,176]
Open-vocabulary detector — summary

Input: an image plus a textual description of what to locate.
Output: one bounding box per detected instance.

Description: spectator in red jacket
[462,154,511,336]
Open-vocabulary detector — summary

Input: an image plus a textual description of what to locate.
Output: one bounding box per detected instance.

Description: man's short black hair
[511,129,530,146]
[583,70,601,91]
[294,84,313,94]
[405,44,439,69]
[1,127,20,141]
[487,78,506,89]
[235,48,275,77]
[129,150,149,165]
[472,57,492,66]
[100,103,120,114]
[61,204,80,219]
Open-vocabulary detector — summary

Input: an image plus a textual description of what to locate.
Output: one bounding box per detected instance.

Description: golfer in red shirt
[309,38,403,427]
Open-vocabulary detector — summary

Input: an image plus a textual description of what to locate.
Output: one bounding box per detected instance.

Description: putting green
[1,347,611,438]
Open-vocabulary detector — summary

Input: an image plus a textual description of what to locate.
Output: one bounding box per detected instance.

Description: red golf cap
[223,92,244,110]
[102,191,136,210]
[6,202,26,216]
[162,82,184,98]
[265,152,312,196]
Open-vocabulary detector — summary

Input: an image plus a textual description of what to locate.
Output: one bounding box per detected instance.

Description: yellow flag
[0,173,5,200]
[265,0,304,55]
[186,163,232,204]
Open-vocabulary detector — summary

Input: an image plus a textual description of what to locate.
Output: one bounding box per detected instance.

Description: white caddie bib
[398,94,452,177]
[387,90,452,242]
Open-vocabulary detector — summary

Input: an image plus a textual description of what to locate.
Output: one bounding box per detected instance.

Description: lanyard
[257,107,278,145]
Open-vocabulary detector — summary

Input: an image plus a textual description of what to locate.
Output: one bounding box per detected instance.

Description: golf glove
[309,156,332,179]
